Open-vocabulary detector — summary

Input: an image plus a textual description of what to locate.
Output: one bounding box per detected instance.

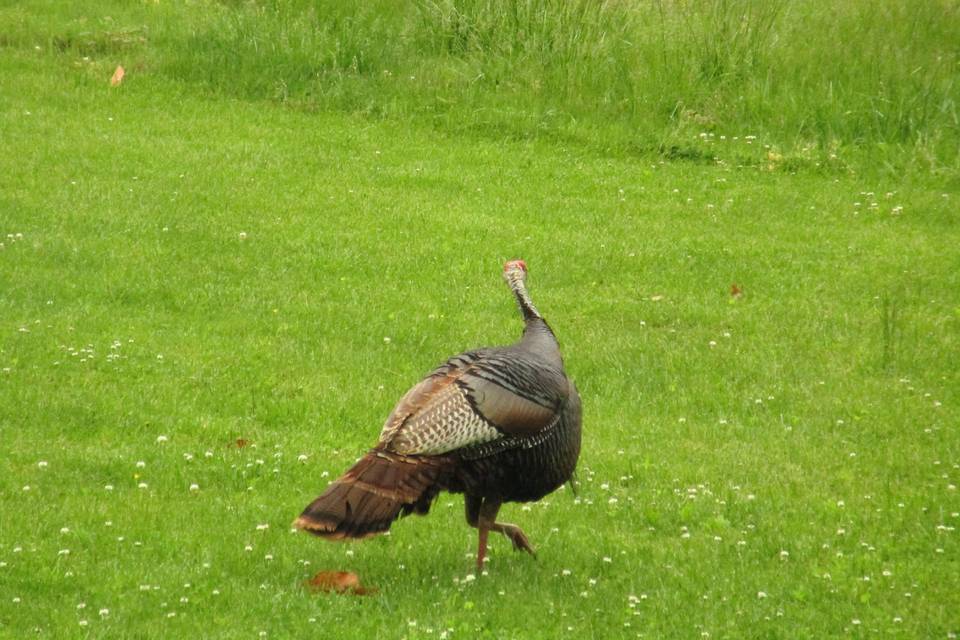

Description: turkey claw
[502,525,536,556]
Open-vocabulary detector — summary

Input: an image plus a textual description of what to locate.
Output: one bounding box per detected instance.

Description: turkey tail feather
[295,451,448,540]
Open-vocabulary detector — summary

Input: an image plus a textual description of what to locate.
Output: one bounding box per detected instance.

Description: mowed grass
[2,3,960,639]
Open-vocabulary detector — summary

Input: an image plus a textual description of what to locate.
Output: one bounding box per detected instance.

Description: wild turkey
[295,260,581,569]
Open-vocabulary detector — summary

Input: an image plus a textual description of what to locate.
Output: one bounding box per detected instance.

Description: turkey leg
[465,495,536,570]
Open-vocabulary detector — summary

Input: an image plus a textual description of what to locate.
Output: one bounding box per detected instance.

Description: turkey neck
[506,271,563,366]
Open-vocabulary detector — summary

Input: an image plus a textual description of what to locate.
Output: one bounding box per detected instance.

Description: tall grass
[7,0,960,173]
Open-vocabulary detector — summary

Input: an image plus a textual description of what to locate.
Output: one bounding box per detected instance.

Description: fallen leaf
[234,438,250,449]
[110,66,125,87]
[306,570,377,596]
[730,284,743,298]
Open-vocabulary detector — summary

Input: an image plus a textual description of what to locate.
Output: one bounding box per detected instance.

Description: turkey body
[295,260,581,568]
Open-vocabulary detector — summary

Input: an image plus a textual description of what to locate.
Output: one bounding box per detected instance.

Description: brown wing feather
[376,349,570,456]
[460,375,562,435]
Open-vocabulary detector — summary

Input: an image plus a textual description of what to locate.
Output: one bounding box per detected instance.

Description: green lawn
[1,2,959,638]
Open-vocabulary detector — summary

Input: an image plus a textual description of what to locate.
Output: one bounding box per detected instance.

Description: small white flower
[136,461,146,468]
[104,484,114,491]
[156,435,168,443]
[138,482,148,489]
[264,554,273,561]
[189,483,199,491]
[256,523,269,531]
[99,608,109,617]
[58,549,70,556]
[239,232,248,240]
[297,454,308,463]
[37,461,48,469]
[757,591,767,599]
[60,527,70,534]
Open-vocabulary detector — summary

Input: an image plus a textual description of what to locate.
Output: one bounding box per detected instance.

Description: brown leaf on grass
[110,66,125,87]
[730,284,743,298]
[234,438,250,449]
[306,570,377,596]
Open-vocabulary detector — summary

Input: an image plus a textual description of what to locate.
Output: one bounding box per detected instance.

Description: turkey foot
[467,496,537,569]
[494,522,535,556]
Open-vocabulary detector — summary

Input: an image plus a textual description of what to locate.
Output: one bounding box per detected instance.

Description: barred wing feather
[379,349,569,456]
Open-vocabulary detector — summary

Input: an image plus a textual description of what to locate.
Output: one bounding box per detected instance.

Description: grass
[3,0,959,176]
[1,1,959,638]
